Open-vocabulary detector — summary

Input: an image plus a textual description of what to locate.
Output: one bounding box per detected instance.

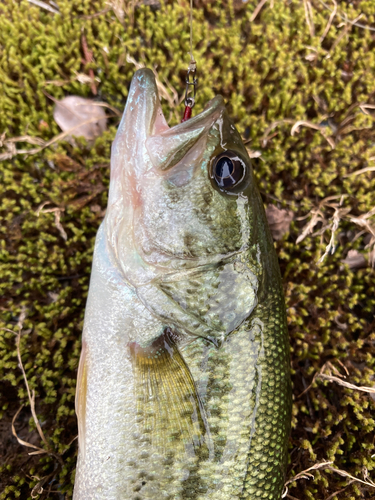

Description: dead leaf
[53,96,107,142]
[341,249,367,269]
[266,205,294,240]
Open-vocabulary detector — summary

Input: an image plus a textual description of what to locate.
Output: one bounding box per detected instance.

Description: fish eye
[212,151,246,191]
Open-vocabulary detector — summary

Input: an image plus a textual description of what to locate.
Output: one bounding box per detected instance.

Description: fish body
[73,69,291,500]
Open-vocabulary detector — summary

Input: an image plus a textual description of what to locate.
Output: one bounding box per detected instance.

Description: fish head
[108,69,257,269]
[105,68,265,340]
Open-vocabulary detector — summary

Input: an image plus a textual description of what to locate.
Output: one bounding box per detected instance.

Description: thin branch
[299,361,375,397]
[283,460,375,499]
[16,328,50,450]
[324,480,356,500]
[318,206,351,262]
[36,202,67,241]
[0,114,115,161]
[12,405,47,456]
[327,466,375,488]
[250,0,268,22]
[291,120,335,149]
[6,314,64,466]
[284,461,333,488]
[344,165,375,178]
[320,0,337,43]
[328,14,363,54]
[318,0,375,32]
[319,374,375,394]
[303,0,315,37]
[296,209,325,244]
[27,0,60,14]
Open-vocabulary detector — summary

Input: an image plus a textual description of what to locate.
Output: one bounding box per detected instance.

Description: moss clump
[1,0,375,498]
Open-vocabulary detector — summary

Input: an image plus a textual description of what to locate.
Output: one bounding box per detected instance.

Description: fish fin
[75,340,88,458]
[129,329,211,458]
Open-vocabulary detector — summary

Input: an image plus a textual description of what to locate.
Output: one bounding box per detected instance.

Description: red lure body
[181,105,193,122]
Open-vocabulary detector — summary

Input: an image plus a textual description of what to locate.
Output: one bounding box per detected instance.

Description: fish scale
[73,69,291,500]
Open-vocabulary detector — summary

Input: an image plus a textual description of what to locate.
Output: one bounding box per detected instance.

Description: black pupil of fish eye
[213,155,243,189]
[215,157,234,179]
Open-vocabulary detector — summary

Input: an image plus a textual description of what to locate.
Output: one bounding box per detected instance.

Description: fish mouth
[109,67,226,196]
[121,68,226,172]
[131,67,225,133]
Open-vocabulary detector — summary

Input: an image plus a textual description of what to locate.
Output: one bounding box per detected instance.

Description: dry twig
[36,202,67,241]
[299,361,375,397]
[320,0,337,43]
[319,374,375,394]
[296,195,375,266]
[291,120,335,149]
[283,459,375,499]
[27,0,60,14]
[15,311,50,451]
[295,195,347,245]
[328,14,363,55]
[250,0,268,22]
[4,310,63,465]
[344,165,375,178]
[282,461,334,498]
[327,466,375,488]
[11,406,47,456]
[318,0,375,32]
[303,0,315,37]
[5,320,65,467]
[318,205,351,262]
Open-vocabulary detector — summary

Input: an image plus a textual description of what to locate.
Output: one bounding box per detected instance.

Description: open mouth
[115,68,226,172]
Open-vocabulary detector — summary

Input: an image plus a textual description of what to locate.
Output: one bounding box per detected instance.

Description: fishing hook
[181,64,198,122]
[184,65,198,109]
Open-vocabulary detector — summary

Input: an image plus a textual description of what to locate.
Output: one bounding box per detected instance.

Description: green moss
[0,0,375,498]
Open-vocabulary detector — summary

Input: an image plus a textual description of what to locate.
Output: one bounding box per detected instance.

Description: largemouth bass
[73,68,291,500]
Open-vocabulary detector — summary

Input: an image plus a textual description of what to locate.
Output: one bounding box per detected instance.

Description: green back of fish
[182,180,291,499]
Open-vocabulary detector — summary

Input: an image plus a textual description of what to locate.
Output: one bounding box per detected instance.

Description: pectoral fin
[75,340,88,458]
[129,329,211,459]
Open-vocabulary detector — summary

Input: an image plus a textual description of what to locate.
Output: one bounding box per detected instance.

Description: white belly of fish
[73,226,167,499]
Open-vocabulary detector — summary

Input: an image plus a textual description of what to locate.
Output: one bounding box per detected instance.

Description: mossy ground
[1,0,375,498]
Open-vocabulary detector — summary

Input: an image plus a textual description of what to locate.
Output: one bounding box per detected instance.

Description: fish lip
[130,68,225,135]
[128,68,225,143]
[155,94,226,136]
[145,84,225,171]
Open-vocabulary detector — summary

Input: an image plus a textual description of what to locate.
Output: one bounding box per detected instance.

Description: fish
[73,68,292,500]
